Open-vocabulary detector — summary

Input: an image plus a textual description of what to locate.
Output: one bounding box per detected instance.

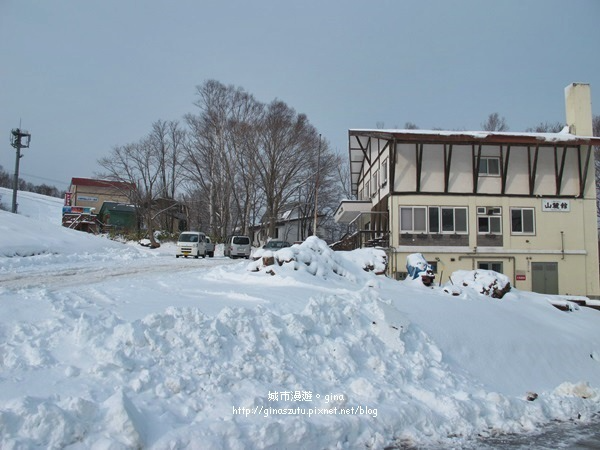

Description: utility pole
[10,128,31,214]
[313,134,321,236]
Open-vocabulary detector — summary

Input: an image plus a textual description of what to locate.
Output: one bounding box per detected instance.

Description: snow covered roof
[349,128,600,145]
[70,177,136,191]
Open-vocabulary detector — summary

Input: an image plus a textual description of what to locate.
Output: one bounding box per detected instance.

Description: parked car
[224,235,251,259]
[205,236,215,258]
[176,231,208,258]
[263,240,291,250]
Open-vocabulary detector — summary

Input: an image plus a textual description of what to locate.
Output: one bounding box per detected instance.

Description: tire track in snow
[0,257,239,291]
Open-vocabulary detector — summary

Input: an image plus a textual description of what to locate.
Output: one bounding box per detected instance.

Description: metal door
[531,262,558,294]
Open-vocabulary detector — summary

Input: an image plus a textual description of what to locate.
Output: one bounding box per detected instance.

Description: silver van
[224,235,251,259]
[176,231,208,258]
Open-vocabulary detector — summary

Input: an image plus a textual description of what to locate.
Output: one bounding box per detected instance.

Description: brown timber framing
[578,144,593,198]
[527,144,540,196]
[351,135,392,191]
[390,138,397,192]
[554,145,568,196]
[501,145,511,195]
[348,129,600,199]
[443,144,452,193]
[472,144,482,194]
[415,143,424,193]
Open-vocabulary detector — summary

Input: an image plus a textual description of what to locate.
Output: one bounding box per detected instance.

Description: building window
[382,159,388,186]
[477,207,502,234]
[428,260,438,273]
[359,188,364,200]
[365,181,370,199]
[478,157,501,176]
[442,207,468,233]
[406,206,468,234]
[372,171,378,196]
[400,206,427,233]
[427,206,467,234]
[511,208,535,234]
[478,261,503,273]
[428,206,440,233]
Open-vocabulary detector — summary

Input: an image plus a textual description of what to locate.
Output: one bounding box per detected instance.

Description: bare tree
[148,120,186,231]
[481,113,509,132]
[183,80,263,240]
[98,139,163,246]
[249,100,322,239]
[526,121,565,133]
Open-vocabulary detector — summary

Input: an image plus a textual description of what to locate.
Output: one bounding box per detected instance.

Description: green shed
[98,201,136,232]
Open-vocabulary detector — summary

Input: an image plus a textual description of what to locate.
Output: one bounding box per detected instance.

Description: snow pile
[248,235,387,281]
[2,280,598,449]
[449,269,512,298]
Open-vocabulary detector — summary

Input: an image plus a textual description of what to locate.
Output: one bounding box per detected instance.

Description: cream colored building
[67,177,135,212]
[335,83,600,297]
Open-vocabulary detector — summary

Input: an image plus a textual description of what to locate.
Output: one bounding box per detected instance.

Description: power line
[19,172,69,188]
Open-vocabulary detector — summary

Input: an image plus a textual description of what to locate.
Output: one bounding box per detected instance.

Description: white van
[176,231,208,258]
[224,235,251,259]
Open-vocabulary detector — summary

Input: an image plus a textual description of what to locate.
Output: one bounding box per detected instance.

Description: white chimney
[565,83,593,136]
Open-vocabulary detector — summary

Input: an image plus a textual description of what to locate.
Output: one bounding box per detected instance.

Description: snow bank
[0,188,130,258]
[2,285,599,449]
[0,209,129,258]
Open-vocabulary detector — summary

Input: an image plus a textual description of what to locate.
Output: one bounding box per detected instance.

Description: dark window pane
[441,208,454,232]
[479,217,489,233]
[511,209,522,232]
[429,207,439,233]
[523,209,534,233]
[490,217,501,233]
[488,158,500,175]
[478,159,488,174]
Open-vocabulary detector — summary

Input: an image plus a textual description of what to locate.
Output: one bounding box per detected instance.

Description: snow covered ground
[1,187,600,449]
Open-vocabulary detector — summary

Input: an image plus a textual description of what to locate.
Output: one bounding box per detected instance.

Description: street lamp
[10,128,31,214]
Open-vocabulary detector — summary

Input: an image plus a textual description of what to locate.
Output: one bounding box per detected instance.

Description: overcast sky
[1,0,599,191]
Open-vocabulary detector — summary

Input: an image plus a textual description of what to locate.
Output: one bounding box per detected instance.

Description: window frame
[400,206,427,233]
[372,170,378,197]
[510,207,535,235]
[478,156,501,176]
[431,206,468,234]
[477,207,502,235]
[403,206,468,235]
[478,261,503,273]
[381,158,388,186]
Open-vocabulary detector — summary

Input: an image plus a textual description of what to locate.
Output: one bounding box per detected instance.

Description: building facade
[335,83,600,297]
[67,178,135,212]
[251,204,325,247]
[63,178,136,233]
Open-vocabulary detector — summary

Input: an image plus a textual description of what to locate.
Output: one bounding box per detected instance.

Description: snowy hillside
[1,189,599,449]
